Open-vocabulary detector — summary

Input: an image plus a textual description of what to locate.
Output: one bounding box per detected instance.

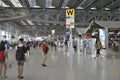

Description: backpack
[46,46,49,53]
[0,51,5,62]
[16,45,27,61]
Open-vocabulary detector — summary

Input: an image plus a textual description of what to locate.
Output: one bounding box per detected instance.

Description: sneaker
[42,64,47,67]
[18,75,24,79]
[3,76,7,79]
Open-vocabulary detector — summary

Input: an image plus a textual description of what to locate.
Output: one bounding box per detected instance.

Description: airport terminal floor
[5,46,120,80]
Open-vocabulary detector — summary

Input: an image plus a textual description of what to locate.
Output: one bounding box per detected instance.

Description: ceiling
[0,0,120,36]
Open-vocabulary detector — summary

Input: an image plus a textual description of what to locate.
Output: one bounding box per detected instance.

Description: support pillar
[105,28,109,50]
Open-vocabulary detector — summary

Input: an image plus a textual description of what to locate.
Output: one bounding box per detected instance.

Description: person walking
[0,41,6,79]
[41,39,49,67]
[15,38,27,79]
[94,39,102,58]
[54,40,57,51]
[3,40,9,79]
[26,41,31,55]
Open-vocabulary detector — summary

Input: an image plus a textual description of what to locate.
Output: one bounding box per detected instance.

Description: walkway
[5,47,120,80]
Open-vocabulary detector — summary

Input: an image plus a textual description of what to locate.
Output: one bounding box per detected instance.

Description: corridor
[5,47,120,80]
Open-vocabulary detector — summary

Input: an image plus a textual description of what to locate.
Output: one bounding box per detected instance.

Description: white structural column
[105,28,108,50]
[69,28,74,54]
[77,38,80,54]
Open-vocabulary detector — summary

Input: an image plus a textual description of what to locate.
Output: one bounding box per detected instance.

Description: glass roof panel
[46,0,55,8]
[28,0,40,8]
[0,0,10,7]
[26,20,34,25]
[10,0,22,7]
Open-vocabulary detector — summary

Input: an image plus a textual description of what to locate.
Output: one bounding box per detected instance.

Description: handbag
[24,53,27,62]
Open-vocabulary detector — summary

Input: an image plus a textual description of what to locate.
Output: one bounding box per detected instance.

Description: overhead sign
[66,9,75,28]
[66,9,75,17]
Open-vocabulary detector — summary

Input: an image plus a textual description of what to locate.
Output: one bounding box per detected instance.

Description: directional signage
[66,9,75,28]
[66,9,75,17]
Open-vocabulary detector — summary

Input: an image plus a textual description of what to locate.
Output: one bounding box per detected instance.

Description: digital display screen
[99,29,106,48]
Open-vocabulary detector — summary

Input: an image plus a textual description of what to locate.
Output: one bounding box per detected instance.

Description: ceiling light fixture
[76,7,83,9]
[62,6,69,9]
[105,8,110,10]
[91,7,97,10]
[32,6,41,8]
[47,6,55,8]
[46,23,49,25]
[10,0,23,7]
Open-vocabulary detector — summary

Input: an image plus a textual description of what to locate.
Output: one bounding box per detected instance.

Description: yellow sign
[52,29,55,34]
[66,9,75,17]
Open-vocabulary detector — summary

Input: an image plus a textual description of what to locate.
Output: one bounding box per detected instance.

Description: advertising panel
[99,29,106,48]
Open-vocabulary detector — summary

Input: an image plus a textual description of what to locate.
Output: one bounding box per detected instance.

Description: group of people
[0,38,49,79]
[64,37,103,58]
[0,37,103,79]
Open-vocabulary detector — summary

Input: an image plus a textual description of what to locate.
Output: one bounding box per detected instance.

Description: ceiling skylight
[61,0,69,8]
[46,0,52,7]
[28,0,40,8]
[0,0,10,7]
[26,20,34,25]
[45,0,55,8]
[21,20,27,25]
[10,0,23,7]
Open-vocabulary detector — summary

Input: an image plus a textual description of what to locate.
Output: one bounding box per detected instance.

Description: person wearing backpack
[41,39,49,67]
[15,38,27,79]
[0,41,5,79]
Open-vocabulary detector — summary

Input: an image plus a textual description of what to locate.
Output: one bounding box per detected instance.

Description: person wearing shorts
[15,38,27,79]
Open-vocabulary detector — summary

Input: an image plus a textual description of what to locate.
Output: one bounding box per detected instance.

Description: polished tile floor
[5,47,120,80]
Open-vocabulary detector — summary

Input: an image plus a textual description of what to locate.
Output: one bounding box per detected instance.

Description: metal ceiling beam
[98,0,120,11]
[111,6,120,11]
[33,19,89,25]
[84,0,97,10]
[0,15,28,22]
[14,21,34,35]
[72,0,84,8]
